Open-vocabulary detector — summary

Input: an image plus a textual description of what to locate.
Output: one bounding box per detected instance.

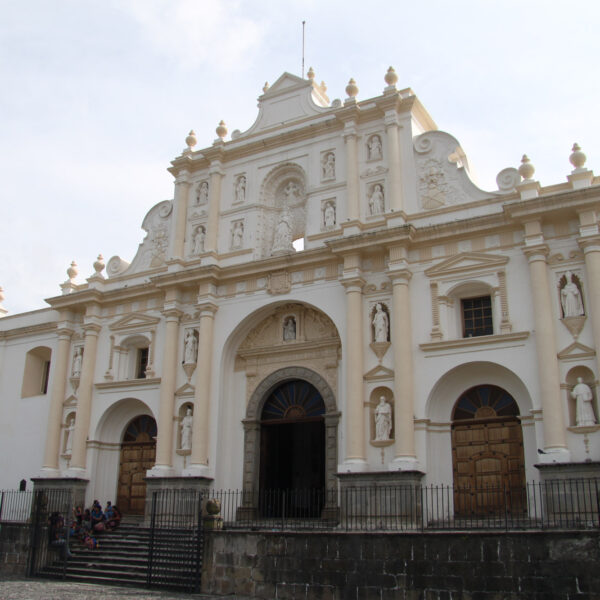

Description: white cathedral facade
[1,68,599,514]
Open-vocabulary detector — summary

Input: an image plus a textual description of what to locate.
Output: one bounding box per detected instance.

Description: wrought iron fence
[147,488,203,592]
[209,479,600,532]
[0,490,34,523]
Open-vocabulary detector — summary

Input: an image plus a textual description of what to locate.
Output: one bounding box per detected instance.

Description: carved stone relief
[196,181,209,205]
[367,134,383,161]
[322,199,336,230]
[321,151,335,181]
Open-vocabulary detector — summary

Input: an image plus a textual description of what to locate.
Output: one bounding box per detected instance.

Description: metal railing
[209,479,600,532]
[0,490,34,523]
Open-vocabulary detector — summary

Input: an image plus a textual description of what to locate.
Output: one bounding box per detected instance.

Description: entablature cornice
[0,321,57,340]
[45,288,104,312]
[503,186,600,222]
[95,377,161,391]
[327,225,413,256]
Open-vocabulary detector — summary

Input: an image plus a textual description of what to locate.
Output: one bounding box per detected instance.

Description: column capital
[242,419,260,432]
[578,234,600,253]
[384,111,400,128]
[162,307,183,321]
[522,244,549,263]
[56,326,75,339]
[343,120,358,139]
[174,170,190,185]
[388,268,412,284]
[197,301,218,317]
[82,321,101,335]
[209,162,225,177]
[340,275,365,291]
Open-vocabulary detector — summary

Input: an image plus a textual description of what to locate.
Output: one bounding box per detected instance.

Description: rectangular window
[462,296,493,337]
[136,348,149,379]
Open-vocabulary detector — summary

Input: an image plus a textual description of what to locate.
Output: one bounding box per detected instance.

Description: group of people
[72,500,122,549]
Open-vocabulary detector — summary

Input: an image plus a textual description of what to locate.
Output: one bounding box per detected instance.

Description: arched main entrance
[117,415,157,514]
[259,379,325,516]
[451,385,526,516]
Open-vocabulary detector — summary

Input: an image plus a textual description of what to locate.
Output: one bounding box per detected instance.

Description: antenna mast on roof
[302,21,306,78]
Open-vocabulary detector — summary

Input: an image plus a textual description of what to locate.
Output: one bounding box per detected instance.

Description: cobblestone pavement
[0,579,243,600]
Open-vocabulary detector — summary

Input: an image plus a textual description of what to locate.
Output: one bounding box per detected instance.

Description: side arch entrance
[117,415,157,514]
[451,385,526,516]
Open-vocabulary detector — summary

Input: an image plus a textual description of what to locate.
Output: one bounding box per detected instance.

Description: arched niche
[565,365,598,427]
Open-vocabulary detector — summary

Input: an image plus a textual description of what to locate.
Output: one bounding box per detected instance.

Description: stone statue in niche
[283,316,296,341]
[232,221,244,249]
[284,181,299,203]
[561,271,584,317]
[72,348,83,377]
[192,225,205,254]
[324,201,336,229]
[374,396,392,441]
[64,415,75,454]
[180,407,193,450]
[197,181,209,205]
[369,184,385,215]
[183,330,198,364]
[571,377,597,426]
[368,135,382,160]
[235,176,246,203]
[322,152,335,179]
[372,303,389,342]
[272,209,293,252]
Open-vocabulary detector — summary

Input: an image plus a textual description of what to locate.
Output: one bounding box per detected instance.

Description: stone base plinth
[30,477,88,513]
[336,471,425,527]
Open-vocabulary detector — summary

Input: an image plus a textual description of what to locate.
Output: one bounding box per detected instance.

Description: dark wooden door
[452,418,525,516]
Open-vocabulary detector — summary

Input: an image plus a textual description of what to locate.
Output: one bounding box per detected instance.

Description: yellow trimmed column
[152,301,182,472]
[169,170,190,260]
[205,162,223,253]
[41,319,74,474]
[523,238,569,459]
[187,302,218,474]
[343,121,360,221]
[384,112,403,212]
[341,253,367,470]
[579,234,600,378]
[69,306,102,473]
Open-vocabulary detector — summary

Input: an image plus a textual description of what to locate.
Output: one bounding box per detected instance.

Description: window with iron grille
[461,295,493,337]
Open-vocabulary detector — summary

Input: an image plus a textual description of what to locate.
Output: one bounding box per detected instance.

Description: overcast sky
[1,0,599,314]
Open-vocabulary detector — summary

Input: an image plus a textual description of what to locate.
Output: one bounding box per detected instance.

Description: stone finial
[518,154,535,180]
[569,143,587,171]
[215,120,228,140]
[67,261,78,281]
[185,130,197,150]
[345,78,359,99]
[263,81,270,93]
[93,254,105,278]
[384,66,398,87]
[307,67,315,80]
[320,80,327,93]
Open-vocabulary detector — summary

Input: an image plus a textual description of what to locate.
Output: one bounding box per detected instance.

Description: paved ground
[0,579,241,600]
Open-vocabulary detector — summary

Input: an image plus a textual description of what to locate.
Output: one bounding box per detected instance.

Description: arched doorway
[259,379,326,517]
[451,385,526,516]
[117,415,157,514]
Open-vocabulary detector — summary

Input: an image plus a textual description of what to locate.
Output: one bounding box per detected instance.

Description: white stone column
[151,300,182,474]
[579,234,600,378]
[205,162,223,253]
[384,111,403,212]
[187,302,218,475]
[69,306,102,473]
[524,241,569,460]
[341,253,366,471]
[41,320,73,474]
[343,121,360,222]
[169,170,190,260]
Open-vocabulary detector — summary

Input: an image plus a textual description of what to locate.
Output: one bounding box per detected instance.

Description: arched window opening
[21,346,52,398]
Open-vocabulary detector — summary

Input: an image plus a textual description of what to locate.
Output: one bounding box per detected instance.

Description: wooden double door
[451,385,526,517]
[116,415,157,514]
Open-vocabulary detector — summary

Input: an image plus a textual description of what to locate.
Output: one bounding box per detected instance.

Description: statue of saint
[232,222,244,249]
[65,416,75,454]
[369,184,384,215]
[184,330,197,364]
[375,397,392,441]
[372,303,389,342]
[571,377,597,427]
[197,181,209,204]
[236,176,246,203]
[283,317,296,341]
[192,226,205,254]
[324,202,336,229]
[180,408,193,450]
[273,210,292,252]
[72,348,83,377]
[561,272,584,317]
[369,135,382,160]
[323,153,335,179]
[284,181,299,203]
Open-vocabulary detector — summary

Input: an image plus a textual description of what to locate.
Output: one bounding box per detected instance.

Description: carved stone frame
[240,366,340,515]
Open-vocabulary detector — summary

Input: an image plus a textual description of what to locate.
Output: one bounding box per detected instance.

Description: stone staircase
[39,519,201,590]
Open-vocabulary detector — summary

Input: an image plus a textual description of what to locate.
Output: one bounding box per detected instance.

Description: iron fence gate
[147,489,203,592]
[28,489,73,579]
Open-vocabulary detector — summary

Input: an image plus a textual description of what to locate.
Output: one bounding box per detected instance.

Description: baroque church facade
[1,67,599,514]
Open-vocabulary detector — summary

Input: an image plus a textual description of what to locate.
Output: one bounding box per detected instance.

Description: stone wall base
[144,476,213,524]
[0,524,30,577]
